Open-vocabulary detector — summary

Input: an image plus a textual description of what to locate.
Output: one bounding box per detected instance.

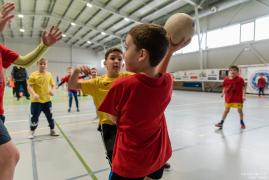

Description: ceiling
[1,0,249,52]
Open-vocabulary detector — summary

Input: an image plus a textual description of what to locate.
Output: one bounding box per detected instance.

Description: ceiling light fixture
[124,17,130,22]
[101,32,106,35]
[86,3,92,8]
[87,41,92,44]
[19,28,25,32]
[71,22,76,26]
[62,34,66,37]
[18,14,24,18]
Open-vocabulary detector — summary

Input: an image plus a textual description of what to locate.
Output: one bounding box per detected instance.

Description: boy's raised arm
[157,37,191,74]
[13,26,62,67]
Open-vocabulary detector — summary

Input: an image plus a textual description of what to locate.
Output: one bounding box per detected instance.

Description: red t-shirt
[0,44,19,115]
[258,77,266,88]
[99,73,173,178]
[223,76,245,103]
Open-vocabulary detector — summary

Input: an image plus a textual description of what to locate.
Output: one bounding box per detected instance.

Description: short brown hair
[128,23,168,67]
[229,65,239,72]
[37,58,47,64]
[105,47,122,60]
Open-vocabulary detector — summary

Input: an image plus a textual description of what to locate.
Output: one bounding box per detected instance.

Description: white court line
[10,119,98,135]
[169,101,222,107]
[5,112,96,124]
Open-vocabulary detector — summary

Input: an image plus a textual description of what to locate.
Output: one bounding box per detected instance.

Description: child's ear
[138,49,149,62]
[103,60,107,66]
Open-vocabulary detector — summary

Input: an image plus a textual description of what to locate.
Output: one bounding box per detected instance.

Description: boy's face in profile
[38,60,47,73]
[123,34,140,73]
[229,68,239,78]
[104,51,123,75]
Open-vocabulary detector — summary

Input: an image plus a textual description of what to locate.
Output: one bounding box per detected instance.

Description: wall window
[255,15,269,41]
[207,24,240,49]
[241,22,254,42]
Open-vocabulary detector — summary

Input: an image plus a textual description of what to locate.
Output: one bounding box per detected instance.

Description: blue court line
[31,140,39,180]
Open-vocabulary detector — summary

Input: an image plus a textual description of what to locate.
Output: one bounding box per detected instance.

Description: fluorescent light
[86,3,92,8]
[87,41,92,44]
[19,28,25,32]
[101,32,106,35]
[62,34,66,37]
[71,22,76,26]
[124,17,130,22]
[18,14,24,18]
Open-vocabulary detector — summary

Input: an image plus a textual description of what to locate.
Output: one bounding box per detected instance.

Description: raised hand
[0,2,15,32]
[167,37,191,54]
[42,26,62,46]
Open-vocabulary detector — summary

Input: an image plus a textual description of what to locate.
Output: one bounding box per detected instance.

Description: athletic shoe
[68,108,71,112]
[50,129,59,136]
[28,130,35,139]
[77,108,80,112]
[241,124,246,129]
[215,122,223,129]
[164,163,171,169]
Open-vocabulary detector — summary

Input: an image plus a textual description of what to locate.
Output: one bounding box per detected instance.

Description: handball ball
[164,13,195,44]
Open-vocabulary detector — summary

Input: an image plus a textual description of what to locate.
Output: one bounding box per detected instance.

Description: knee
[0,145,20,166]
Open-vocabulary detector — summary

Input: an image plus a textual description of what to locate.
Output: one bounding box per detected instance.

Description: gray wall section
[3,39,104,78]
[168,0,269,72]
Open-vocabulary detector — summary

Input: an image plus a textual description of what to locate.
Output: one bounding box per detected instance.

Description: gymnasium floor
[4,88,269,180]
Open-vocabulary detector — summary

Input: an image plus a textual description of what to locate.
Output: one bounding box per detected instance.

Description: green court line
[55,122,98,180]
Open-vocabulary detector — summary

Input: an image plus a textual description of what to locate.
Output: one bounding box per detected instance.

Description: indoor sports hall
[1,0,269,180]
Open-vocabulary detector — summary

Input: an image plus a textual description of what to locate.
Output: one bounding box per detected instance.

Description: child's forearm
[69,68,81,89]
[27,85,37,96]
[157,50,173,74]
[13,42,48,67]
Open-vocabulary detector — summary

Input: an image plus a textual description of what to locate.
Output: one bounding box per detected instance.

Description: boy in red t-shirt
[215,65,246,129]
[257,74,267,97]
[58,67,85,112]
[97,24,191,179]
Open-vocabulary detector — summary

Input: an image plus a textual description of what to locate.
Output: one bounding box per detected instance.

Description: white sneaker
[28,131,35,139]
[50,129,59,136]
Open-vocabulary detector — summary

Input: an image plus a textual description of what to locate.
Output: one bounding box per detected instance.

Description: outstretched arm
[157,37,191,74]
[13,26,62,67]
[69,66,91,90]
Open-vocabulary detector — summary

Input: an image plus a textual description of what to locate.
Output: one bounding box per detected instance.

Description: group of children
[0,2,252,180]
[0,2,62,179]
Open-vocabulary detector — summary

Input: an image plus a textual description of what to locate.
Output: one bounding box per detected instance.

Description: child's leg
[258,88,262,96]
[42,101,55,130]
[221,107,230,121]
[100,124,117,166]
[73,91,79,110]
[0,140,20,180]
[30,102,42,131]
[237,108,245,129]
[216,107,230,128]
[68,91,73,111]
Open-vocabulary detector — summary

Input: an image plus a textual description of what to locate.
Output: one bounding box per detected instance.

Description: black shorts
[0,117,11,145]
[110,165,165,180]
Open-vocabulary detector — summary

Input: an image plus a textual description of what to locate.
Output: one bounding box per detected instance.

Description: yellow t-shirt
[80,72,133,125]
[28,71,55,103]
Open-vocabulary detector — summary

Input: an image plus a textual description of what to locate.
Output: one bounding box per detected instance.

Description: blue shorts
[0,116,11,145]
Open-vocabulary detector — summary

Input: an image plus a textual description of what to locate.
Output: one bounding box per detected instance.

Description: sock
[220,120,224,124]
[240,120,245,125]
